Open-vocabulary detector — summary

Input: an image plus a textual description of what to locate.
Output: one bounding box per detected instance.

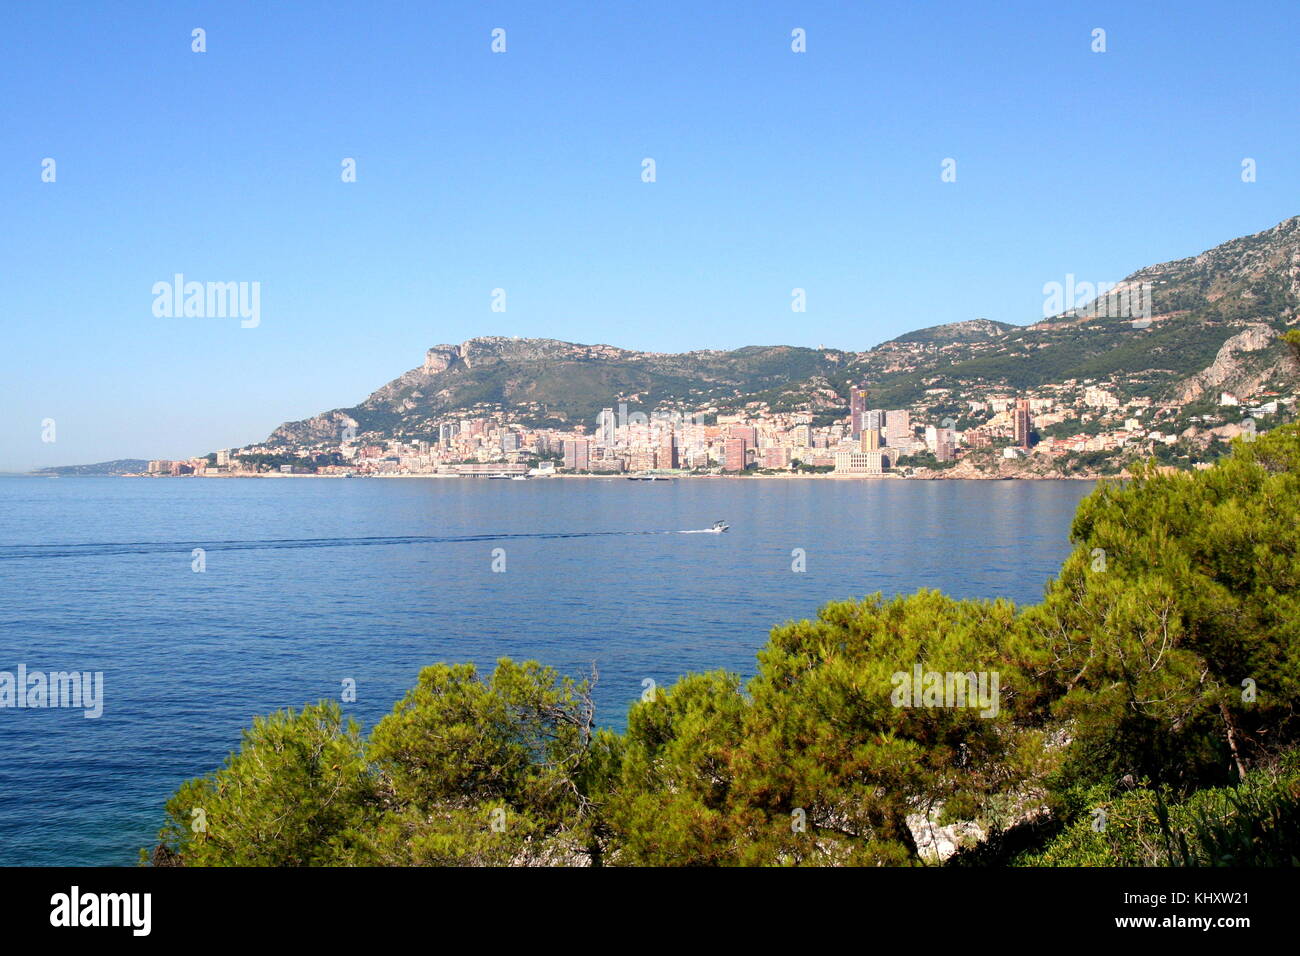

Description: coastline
[101,471,1104,482]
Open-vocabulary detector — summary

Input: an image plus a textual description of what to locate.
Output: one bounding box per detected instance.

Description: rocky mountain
[268,338,851,444]
[838,215,1300,410]
[263,215,1300,447]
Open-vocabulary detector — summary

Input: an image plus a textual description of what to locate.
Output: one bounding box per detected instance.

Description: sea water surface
[0,475,1095,866]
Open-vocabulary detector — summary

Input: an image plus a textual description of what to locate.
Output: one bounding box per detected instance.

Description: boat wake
[0,528,729,560]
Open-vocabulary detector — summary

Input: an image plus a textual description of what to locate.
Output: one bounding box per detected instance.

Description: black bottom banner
[0,865,1278,942]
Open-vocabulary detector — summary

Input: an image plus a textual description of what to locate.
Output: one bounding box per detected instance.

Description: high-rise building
[849,384,869,439]
[724,438,749,472]
[884,410,911,447]
[925,425,956,462]
[862,428,882,451]
[563,439,591,471]
[727,424,758,445]
[597,407,617,446]
[656,433,678,470]
[1013,398,1033,448]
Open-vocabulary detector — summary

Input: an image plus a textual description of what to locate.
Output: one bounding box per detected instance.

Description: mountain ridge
[262,214,1300,450]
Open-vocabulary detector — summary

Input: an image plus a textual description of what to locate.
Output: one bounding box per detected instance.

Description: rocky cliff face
[422,346,460,374]
[1176,324,1300,403]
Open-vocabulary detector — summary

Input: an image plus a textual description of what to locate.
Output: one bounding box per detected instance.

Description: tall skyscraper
[597,407,616,446]
[1013,398,1033,448]
[656,432,678,469]
[849,384,869,439]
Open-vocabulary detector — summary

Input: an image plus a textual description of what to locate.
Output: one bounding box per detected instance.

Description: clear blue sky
[3,1,1298,470]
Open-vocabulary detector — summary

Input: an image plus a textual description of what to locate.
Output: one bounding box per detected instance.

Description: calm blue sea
[0,475,1094,866]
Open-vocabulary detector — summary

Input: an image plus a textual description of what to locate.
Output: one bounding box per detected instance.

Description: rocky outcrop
[907,809,987,862]
[1176,323,1299,403]
[891,318,1017,345]
[267,410,358,445]
[422,346,461,374]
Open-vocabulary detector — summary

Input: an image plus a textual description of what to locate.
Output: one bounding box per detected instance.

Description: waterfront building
[563,439,591,472]
[762,446,791,470]
[834,449,888,475]
[724,437,749,472]
[656,433,678,470]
